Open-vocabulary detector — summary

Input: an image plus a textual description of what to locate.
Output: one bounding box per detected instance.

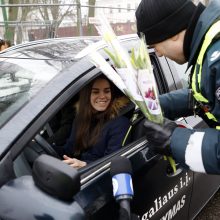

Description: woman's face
[90,78,112,112]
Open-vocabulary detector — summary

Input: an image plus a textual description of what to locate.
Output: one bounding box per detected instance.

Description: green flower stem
[167,156,177,173]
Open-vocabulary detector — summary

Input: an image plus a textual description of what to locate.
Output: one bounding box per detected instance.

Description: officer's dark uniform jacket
[159,0,220,174]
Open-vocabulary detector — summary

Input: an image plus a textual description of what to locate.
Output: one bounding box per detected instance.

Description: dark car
[0,35,219,220]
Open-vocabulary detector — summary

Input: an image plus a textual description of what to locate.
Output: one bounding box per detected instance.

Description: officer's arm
[159,88,194,120]
[171,127,220,174]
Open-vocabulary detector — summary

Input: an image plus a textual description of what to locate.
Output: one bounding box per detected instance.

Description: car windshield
[0,38,99,128]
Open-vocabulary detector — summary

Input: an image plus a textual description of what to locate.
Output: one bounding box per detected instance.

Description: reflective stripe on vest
[192,20,220,126]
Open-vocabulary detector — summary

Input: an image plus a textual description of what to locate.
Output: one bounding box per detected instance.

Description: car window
[0,38,99,128]
[12,41,170,178]
[172,62,189,88]
[0,60,61,128]
[16,58,166,176]
[13,51,169,174]
[14,95,78,177]
[13,76,132,176]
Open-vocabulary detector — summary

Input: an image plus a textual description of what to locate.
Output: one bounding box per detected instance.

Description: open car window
[13,52,169,181]
[13,77,132,175]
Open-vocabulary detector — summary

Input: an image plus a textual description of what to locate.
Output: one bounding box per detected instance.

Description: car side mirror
[33,154,80,201]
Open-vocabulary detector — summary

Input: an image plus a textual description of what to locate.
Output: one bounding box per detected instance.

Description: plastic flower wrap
[94,14,151,119]
[75,42,128,96]
[130,36,163,124]
[131,36,176,172]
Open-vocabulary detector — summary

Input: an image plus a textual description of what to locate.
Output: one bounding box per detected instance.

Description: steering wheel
[34,134,61,159]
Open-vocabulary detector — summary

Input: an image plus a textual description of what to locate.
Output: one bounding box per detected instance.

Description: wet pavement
[195,189,220,220]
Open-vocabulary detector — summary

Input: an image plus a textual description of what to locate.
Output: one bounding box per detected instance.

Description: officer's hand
[143,118,177,156]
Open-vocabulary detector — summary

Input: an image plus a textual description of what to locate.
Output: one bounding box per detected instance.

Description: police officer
[135,0,220,174]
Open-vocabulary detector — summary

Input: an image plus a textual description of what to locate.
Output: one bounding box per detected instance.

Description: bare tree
[5,0,19,43]
[4,0,76,43]
[37,0,74,38]
[2,0,38,44]
[87,0,96,35]
[16,0,35,44]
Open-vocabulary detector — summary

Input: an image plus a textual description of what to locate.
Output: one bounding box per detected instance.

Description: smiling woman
[61,75,130,169]
[90,77,112,112]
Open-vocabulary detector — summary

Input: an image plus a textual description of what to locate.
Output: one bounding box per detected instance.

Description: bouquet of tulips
[75,14,176,172]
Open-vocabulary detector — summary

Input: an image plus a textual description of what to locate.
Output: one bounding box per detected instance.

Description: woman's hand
[63,155,87,168]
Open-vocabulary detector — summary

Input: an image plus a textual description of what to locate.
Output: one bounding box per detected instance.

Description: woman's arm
[63,155,86,168]
[63,116,130,166]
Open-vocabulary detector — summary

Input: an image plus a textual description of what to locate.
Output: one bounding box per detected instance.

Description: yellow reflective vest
[191,20,220,129]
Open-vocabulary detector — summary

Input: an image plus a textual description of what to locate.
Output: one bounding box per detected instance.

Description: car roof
[0,34,138,59]
[0,36,101,58]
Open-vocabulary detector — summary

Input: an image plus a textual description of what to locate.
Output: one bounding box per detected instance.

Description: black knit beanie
[136,0,196,45]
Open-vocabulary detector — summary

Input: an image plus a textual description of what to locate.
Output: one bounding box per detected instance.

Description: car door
[71,145,193,220]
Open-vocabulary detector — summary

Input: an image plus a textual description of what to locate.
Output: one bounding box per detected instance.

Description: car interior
[13,79,145,178]
[22,91,144,163]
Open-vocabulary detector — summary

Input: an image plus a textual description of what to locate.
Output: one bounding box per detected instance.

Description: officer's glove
[143,118,178,156]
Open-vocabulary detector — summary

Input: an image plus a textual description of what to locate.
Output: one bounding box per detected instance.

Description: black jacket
[160,0,220,174]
